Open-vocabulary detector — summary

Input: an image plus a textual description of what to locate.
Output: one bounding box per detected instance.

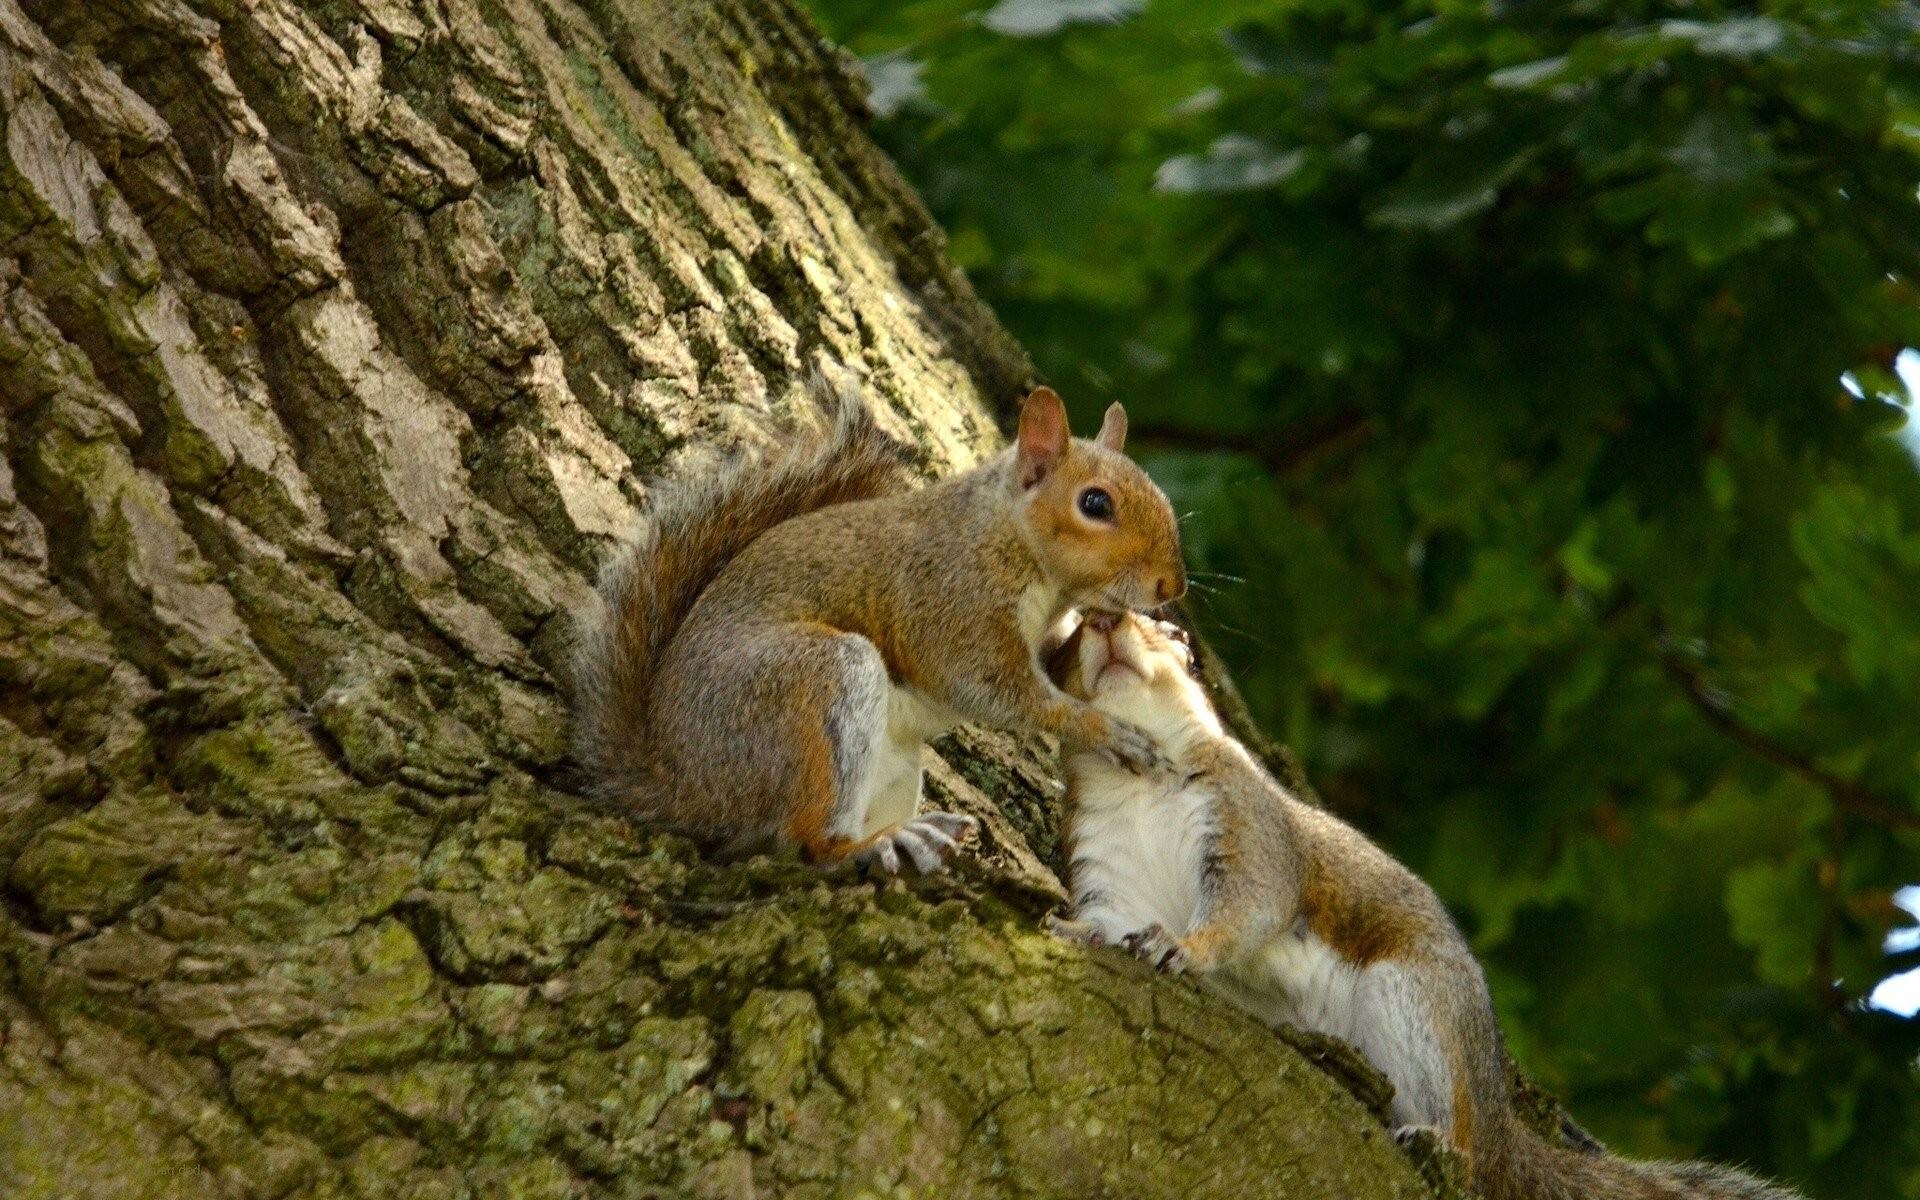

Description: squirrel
[1044,610,1802,1200]
[573,379,1186,873]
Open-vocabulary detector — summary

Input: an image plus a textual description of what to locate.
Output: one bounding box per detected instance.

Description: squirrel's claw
[857,812,979,875]
[894,825,945,873]
[1045,911,1106,947]
[1122,924,1190,974]
[912,811,980,843]
[862,837,901,875]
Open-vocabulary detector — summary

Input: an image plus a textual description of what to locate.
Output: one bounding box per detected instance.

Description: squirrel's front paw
[1122,924,1189,974]
[1101,718,1172,775]
[856,812,979,875]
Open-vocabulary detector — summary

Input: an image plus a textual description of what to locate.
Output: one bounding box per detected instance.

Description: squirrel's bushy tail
[573,380,912,801]
[1484,1117,1802,1200]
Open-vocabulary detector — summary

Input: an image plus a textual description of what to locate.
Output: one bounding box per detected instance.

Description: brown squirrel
[574,380,1186,871]
[1046,610,1802,1200]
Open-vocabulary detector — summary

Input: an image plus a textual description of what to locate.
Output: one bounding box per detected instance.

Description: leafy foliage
[806,1,1920,1195]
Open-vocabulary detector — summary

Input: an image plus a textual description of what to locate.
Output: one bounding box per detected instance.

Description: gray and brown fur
[575,378,1185,867]
[1047,612,1801,1200]
[574,384,913,832]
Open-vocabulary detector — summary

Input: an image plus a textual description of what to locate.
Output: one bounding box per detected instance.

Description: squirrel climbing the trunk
[574,378,1186,872]
[1046,610,1802,1200]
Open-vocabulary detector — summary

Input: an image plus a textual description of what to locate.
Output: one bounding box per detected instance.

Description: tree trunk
[0,0,1440,1195]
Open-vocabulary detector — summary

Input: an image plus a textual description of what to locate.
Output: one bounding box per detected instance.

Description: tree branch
[1659,649,1919,833]
[1134,406,1374,474]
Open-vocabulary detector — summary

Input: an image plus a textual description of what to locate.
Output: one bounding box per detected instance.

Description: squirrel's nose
[1084,610,1119,634]
[1155,568,1187,604]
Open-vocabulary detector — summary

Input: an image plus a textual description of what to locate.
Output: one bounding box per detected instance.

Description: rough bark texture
[0,0,1443,1196]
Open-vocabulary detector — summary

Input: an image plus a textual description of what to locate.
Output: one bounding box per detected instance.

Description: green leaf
[1487,55,1569,91]
[1726,860,1821,988]
[858,51,926,117]
[1656,17,1791,61]
[981,0,1141,37]
[1369,125,1540,231]
[1154,135,1306,194]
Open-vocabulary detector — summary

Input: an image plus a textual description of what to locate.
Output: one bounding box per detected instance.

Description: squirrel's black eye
[1077,487,1114,521]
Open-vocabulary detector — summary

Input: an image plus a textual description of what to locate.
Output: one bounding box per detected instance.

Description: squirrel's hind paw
[1122,924,1190,974]
[857,812,979,875]
[1045,911,1106,947]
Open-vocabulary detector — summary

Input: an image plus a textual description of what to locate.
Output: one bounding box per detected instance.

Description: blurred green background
[801,1,1920,1195]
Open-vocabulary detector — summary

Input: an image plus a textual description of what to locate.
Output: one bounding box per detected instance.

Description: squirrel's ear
[1016,386,1069,490]
[1095,402,1128,453]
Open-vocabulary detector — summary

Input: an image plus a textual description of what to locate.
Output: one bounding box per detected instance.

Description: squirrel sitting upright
[574,380,1186,872]
[1046,611,1800,1200]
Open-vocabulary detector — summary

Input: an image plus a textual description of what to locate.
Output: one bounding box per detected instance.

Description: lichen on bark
[0,0,1441,1195]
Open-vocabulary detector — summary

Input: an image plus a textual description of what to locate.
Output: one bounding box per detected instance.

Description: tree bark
[0,0,1440,1195]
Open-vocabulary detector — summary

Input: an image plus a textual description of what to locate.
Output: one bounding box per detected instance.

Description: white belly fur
[1016,579,1065,650]
[1065,764,1453,1131]
[1215,944,1449,1129]
[1220,931,1366,1040]
[1068,765,1215,943]
[1068,770,1361,1020]
[861,684,959,836]
[856,582,1058,839]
